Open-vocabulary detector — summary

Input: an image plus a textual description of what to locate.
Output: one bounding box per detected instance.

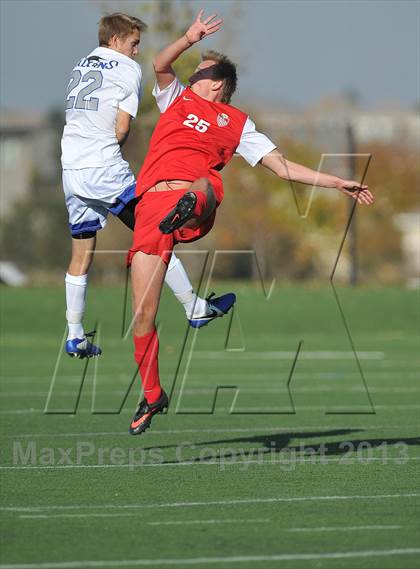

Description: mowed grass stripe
[16,516,407,533]
[2,370,419,384]
[18,515,271,524]
[287,524,404,532]
[1,285,418,565]
[2,386,419,397]
[3,492,419,512]
[2,404,420,414]
[0,548,420,568]
[2,457,419,471]
[2,423,417,438]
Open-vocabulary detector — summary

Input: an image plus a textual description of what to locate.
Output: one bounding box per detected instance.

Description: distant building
[258,101,419,152]
[0,110,59,219]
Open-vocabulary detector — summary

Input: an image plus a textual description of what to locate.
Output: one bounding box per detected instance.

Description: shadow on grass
[139,429,420,465]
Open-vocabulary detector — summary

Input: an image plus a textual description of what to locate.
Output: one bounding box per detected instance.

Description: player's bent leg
[116,193,220,325]
[167,197,236,328]
[117,195,215,321]
[65,234,101,359]
[185,177,217,226]
[165,253,209,319]
[165,254,236,327]
[130,251,168,435]
[159,178,216,234]
[158,192,197,234]
[114,197,210,319]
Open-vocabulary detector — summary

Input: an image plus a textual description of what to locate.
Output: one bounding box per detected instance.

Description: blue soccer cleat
[65,331,102,359]
[188,292,236,329]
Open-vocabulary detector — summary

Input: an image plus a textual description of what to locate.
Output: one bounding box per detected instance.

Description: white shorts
[62,161,136,236]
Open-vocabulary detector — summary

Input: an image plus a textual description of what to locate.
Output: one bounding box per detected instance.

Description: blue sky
[0,0,418,112]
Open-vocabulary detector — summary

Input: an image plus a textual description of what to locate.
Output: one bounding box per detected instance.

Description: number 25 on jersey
[182,114,210,133]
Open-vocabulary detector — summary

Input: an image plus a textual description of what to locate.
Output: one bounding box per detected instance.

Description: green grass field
[0,283,419,568]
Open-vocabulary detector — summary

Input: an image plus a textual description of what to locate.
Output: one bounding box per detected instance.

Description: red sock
[193,190,208,218]
[133,328,162,404]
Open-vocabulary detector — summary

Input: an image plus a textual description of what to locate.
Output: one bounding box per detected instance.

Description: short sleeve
[236,117,277,167]
[118,63,142,118]
[152,77,185,113]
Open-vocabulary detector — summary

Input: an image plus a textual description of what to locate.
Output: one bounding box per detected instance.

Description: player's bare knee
[69,240,95,274]
[69,255,91,273]
[134,303,155,327]
[191,177,212,195]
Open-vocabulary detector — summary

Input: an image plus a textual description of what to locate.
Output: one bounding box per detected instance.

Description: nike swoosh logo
[208,309,220,317]
[195,309,220,320]
[131,412,152,429]
[183,96,192,101]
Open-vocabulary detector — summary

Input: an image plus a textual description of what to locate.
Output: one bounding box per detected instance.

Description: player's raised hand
[185,9,223,44]
[338,180,374,205]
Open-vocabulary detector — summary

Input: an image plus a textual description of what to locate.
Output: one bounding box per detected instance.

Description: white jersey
[152,78,277,166]
[61,47,142,169]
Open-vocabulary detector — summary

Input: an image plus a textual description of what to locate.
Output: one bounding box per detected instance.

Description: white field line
[0,548,419,568]
[19,515,270,525]
[2,386,419,397]
[0,350,386,364]
[1,456,419,471]
[192,351,386,360]
[287,524,403,532]
[16,517,405,533]
[146,518,270,526]
[2,404,420,415]
[2,492,419,513]
[2,424,418,439]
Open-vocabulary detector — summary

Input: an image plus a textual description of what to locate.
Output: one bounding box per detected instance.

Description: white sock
[165,253,208,318]
[65,273,88,340]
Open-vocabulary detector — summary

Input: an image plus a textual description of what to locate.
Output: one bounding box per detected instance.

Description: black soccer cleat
[159,192,197,234]
[129,390,169,435]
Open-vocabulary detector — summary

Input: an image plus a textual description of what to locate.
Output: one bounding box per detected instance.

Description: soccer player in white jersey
[61,13,235,359]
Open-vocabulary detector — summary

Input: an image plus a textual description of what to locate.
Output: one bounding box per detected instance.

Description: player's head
[189,50,237,104]
[98,13,147,58]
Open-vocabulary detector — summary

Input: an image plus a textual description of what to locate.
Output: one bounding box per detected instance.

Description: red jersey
[136,87,248,203]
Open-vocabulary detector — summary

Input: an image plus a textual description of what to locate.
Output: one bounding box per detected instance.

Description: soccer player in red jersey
[128,11,374,435]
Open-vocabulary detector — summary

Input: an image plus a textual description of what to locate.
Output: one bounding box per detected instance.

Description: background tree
[1,0,417,285]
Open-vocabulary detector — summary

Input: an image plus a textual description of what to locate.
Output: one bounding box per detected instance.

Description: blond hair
[98,13,147,46]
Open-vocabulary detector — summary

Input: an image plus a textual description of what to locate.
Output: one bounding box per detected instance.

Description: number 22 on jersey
[66,70,103,111]
[182,114,210,133]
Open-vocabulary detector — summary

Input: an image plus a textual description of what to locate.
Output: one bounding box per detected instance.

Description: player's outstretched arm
[261,150,374,205]
[153,9,223,90]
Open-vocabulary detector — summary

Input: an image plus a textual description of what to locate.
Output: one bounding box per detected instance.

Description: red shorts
[127,189,216,266]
